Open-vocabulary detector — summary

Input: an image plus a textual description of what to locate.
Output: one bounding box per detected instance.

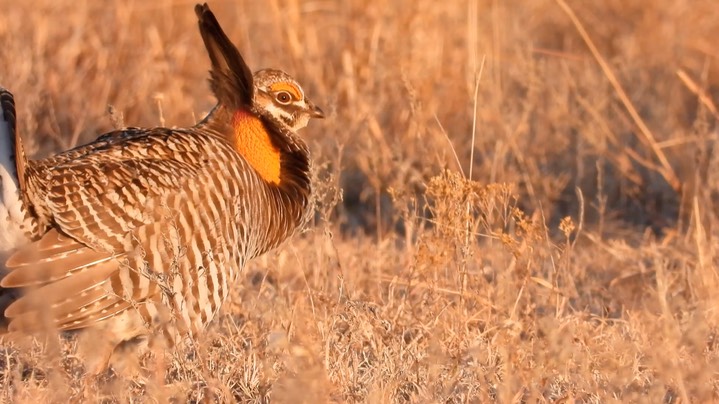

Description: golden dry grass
[1,0,719,402]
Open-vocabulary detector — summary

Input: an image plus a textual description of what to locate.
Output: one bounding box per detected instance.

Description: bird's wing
[1,130,239,332]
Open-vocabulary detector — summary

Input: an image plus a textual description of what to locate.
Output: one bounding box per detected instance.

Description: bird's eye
[275,91,292,104]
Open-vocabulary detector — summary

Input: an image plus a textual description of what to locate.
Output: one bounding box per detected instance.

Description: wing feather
[60,300,133,331]
[2,229,113,287]
[5,258,118,331]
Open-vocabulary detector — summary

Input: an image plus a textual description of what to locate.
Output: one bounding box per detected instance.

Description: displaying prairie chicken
[0,3,324,372]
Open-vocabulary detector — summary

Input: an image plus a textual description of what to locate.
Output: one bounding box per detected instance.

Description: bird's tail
[0,88,34,252]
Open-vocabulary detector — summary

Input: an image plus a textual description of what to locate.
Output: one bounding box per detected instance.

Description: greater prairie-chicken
[0,3,324,371]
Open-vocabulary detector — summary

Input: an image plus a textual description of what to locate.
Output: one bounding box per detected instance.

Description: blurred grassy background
[1,0,718,402]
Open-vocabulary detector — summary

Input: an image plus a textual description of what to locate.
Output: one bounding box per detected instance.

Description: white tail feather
[0,92,31,251]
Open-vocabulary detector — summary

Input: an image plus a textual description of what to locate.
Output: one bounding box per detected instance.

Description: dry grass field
[1,0,719,402]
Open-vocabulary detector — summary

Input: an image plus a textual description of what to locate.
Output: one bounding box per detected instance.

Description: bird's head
[253,69,325,132]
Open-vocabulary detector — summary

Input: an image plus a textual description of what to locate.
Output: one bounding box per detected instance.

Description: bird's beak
[307,100,325,119]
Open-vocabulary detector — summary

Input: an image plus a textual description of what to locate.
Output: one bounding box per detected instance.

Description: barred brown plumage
[0,2,324,372]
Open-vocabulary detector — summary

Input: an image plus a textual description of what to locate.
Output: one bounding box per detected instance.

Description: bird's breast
[231,109,281,185]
